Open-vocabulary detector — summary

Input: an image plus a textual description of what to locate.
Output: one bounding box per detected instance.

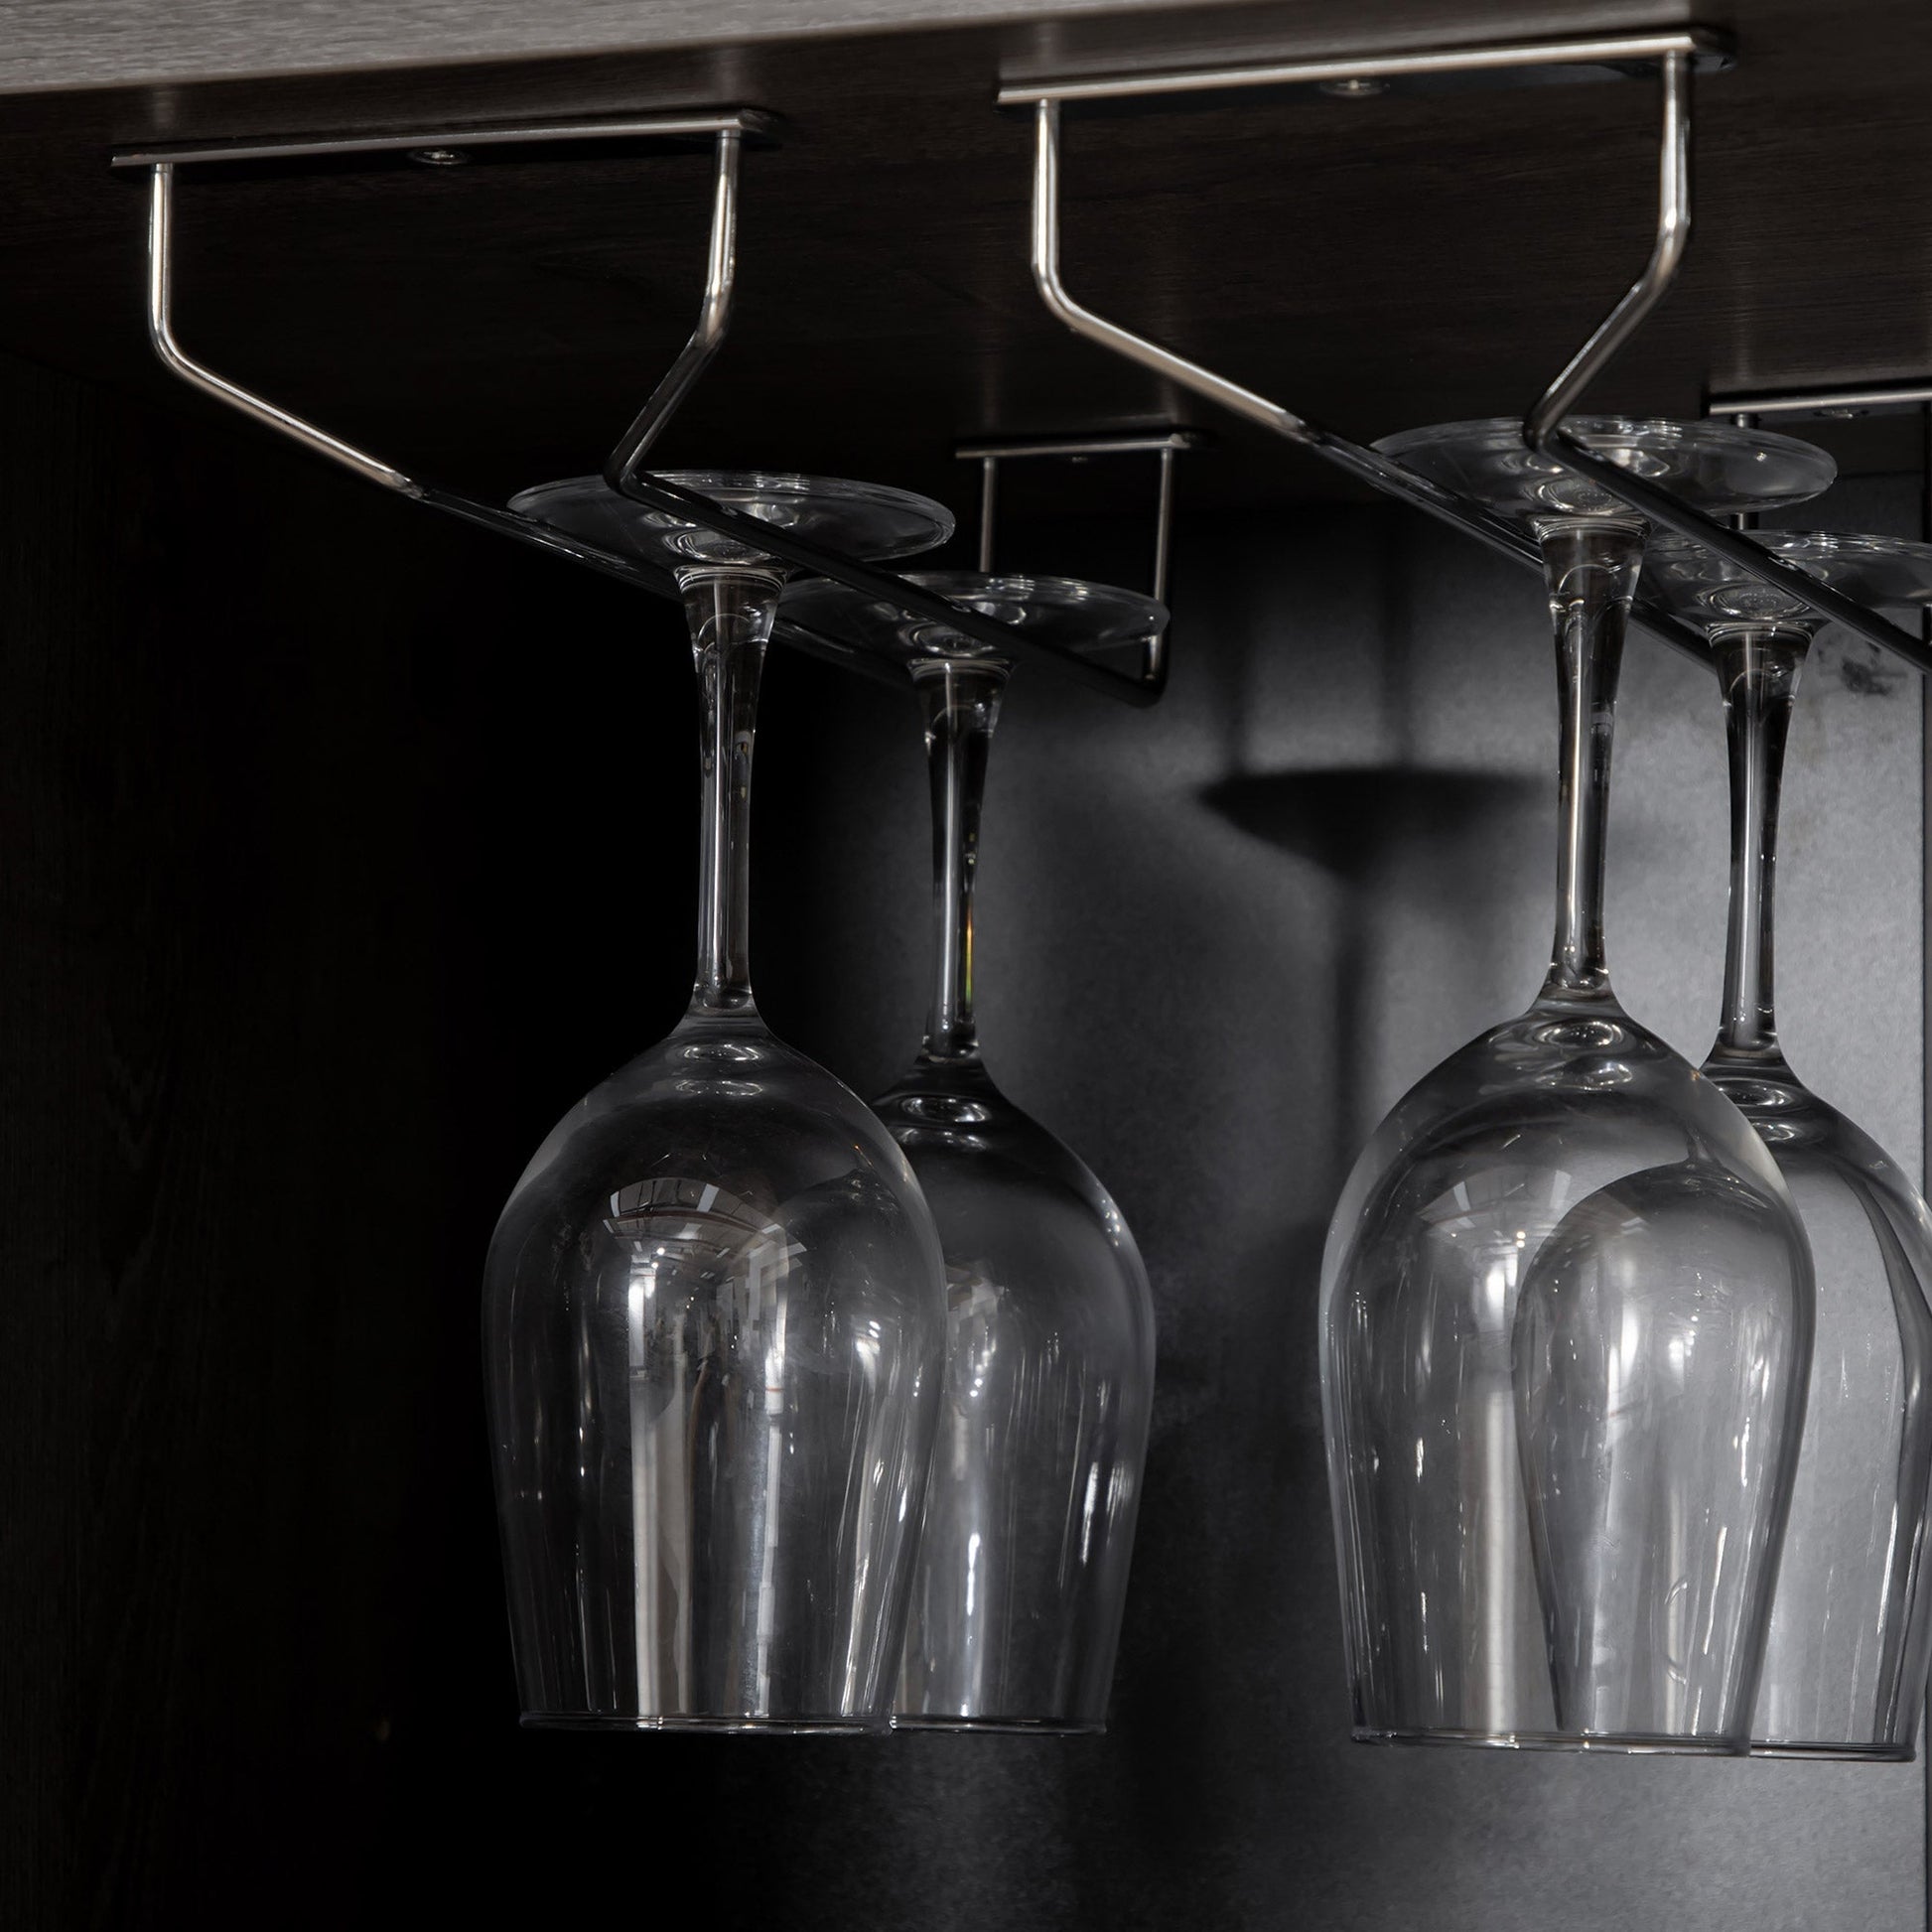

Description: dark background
[3,346,1926,1929]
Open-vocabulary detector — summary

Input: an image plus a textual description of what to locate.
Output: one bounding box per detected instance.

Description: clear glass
[781,570,1161,1730]
[1378,415,1840,525]
[1319,419,1829,1750]
[483,473,954,1730]
[1646,528,1932,1757]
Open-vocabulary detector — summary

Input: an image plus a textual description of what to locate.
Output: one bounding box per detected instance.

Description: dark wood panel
[0,0,1923,534]
[0,342,704,1926]
[0,0,1251,95]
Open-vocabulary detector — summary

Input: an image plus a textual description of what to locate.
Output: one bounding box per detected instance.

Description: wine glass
[1319,418,1834,1750]
[779,570,1161,1731]
[482,472,954,1730]
[1645,527,1932,1757]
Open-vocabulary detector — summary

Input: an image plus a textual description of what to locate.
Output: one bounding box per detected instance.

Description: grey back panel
[794,489,1927,1930]
[5,318,1920,1926]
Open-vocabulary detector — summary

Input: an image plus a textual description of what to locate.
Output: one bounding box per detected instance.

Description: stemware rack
[111,23,1932,696]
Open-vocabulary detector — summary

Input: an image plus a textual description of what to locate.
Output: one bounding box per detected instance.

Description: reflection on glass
[1319,420,1830,1749]
[483,473,953,1730]
[1646,528,1932,1757]
[783,571,1160,1731]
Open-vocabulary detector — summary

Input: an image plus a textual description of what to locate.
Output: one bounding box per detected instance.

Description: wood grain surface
[0,0,1252,95]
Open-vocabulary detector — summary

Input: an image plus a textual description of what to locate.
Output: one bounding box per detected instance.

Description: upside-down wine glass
[1645,527,1932,1757]
[483,472,953,1730]
[782,570,1160,1730]
[1320,418,1834,1749]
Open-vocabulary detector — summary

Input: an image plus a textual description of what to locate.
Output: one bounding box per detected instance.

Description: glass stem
[684,569,779,1015]
[1537,519,1643,1006]
[1708,625,1809,1066]
[916,661,1006,1067]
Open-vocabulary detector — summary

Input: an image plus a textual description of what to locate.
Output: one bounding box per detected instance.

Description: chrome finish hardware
[615,471,1171,704]
[110,109,777,172]
[605,128,743,487]
[124,107,1172,705]
[1511,75,1932,678]
[126,113,887,687]
[1017,49,1719,667]
[1524,52,1692,447]
[953,431,1203,459]
[1712,381,1932,420]
[998,28,1731,111]
[121,109,778,497]
[144,162,416,494]
[955,427,1202,605]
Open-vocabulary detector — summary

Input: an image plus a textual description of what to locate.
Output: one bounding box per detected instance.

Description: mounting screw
[1318,75,1389,97]
[408,147,470,167]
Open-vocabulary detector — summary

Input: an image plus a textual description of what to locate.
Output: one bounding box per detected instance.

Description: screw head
[1318,75,1389,97]
[408,146,470,167]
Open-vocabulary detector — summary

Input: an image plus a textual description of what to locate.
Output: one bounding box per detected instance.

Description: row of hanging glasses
[1325,415,1932,1757]
[477,409,1932,1757]
[482,470,1158,1730]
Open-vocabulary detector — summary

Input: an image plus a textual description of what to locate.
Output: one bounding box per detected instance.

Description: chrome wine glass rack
[109,23,1932,700]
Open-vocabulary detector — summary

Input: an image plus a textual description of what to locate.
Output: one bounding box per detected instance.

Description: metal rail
[124,110,774,497]
[605,128,743,488]
[614,472,1172,703]
[1712,380,1932,419]
[128,114,905,686]
[997,28,1730,109]
[146,161,416,493]
[110,109,778,171]
[1014,40,1720,666]
[1016,23,1932,680]
[122,110,1168,702]
[1515,72,1932,677]
[413,486,905,688]
[956,426,1201,610]
[1525,53,1691,445]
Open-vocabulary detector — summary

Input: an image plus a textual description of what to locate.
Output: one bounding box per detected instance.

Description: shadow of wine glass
[1201,764,1544,1160]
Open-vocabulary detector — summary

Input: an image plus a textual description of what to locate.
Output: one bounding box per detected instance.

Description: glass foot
[782,569,1167,668]
[1646,527,1932,630]
[509,470,953,572]
[1375,415,1836,523]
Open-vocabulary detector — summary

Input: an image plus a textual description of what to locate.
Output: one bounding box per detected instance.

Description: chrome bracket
[1005,29,1737,667]
[114,112,773,499]
[601,470,1174,701]
[948,426,1201,690]
[116,110,1171,705]
[956,427,1201,601]
[1000,30,1732,111]
[112,114,830,649]
[1712,381,1932,420]
[1513,81,1932,678]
